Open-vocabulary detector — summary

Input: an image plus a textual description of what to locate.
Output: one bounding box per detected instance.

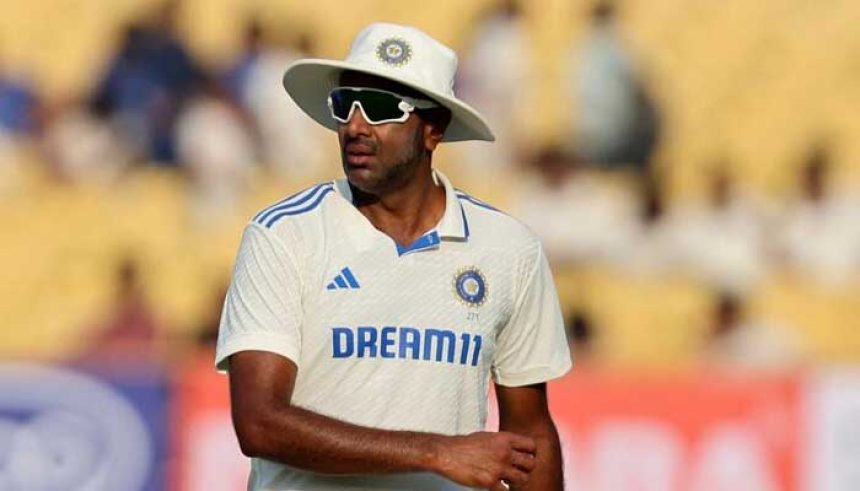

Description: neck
[351,165,446,247]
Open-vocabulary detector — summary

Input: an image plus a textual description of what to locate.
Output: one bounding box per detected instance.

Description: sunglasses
[327,87,439,125]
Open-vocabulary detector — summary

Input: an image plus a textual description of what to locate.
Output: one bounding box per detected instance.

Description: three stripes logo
[327,267,361,290]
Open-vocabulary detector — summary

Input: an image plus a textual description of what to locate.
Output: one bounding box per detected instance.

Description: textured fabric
[216,170,571,490]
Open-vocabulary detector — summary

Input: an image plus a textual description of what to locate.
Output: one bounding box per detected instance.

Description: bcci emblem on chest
[454,267,487,307]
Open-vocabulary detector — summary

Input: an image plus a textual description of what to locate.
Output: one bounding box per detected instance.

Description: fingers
[501,466,530,487]
[502,448,534,488]
[511,449,536,472]
[491,480,511,491]
[504,432,537,454]
[499,432,537,487]
[440,431,537,490]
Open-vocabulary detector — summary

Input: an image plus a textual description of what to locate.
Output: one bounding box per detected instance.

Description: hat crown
[344,23,457,98]
[281,22,494,141]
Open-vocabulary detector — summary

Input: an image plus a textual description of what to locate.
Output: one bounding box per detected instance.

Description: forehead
[338,71,426,100]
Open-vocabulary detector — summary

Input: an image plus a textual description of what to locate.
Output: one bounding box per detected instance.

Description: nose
[343,102,371,137]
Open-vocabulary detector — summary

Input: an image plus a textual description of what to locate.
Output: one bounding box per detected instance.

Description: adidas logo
[326,267,361,290]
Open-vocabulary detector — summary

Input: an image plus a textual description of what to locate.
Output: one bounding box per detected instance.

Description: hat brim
[282,59,495,143]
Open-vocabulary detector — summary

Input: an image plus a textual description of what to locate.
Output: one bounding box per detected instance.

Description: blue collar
[333,169,471,256]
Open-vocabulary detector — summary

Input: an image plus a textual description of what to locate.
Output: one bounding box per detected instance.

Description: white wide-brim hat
[282,23,495,142]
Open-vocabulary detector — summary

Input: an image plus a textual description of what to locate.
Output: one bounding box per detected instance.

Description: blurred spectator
[613,171,677,274]
[777,145,860,285]
[566,310,595,365]
[77,257,164,365]
[41,98,132,183]
[194,280,229,351]
[223,19,263,105]
[455,0,531,174]
[0,61,41,185]
[568,1,660,170]
[91,1,202,165]
[0,70,39,138]
[509,146,638,265]
[175,74,255,227]
[667,165,770,293]
[230,24,328,180]
[702,292,803,370]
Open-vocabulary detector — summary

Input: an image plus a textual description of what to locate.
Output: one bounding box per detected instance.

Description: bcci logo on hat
[454,267,487,307]
[376,37,412,67]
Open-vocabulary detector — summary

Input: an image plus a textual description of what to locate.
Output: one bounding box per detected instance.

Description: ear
[423,122,445,152]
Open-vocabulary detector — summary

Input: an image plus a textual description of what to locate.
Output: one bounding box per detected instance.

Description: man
[215,23,571,491]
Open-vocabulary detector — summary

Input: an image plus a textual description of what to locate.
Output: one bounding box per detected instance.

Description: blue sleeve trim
[254,182,332,225]
[263,186,335,228]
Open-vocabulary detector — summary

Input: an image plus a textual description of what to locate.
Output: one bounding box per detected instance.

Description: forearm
[501,419,563,491]
[230,350,538,489]
[237,401,441,475]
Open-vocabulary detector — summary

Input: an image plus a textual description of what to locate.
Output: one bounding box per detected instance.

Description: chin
[345,173,381,195]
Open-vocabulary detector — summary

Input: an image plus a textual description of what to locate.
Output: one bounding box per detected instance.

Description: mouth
[344,143,376,166]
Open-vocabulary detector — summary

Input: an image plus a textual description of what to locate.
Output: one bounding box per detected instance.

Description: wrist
[413,432,446,474]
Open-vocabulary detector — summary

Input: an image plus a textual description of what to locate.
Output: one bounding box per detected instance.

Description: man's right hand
[430,431,537,491]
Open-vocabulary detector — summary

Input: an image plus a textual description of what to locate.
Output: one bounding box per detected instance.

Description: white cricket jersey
[215,170,572,491]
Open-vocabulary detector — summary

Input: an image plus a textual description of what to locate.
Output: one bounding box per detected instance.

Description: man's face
[335,73,441,196]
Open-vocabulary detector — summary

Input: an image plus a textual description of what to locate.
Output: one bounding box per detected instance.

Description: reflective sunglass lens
[329,88,408,123]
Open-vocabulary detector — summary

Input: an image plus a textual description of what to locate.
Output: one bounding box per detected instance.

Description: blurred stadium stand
[1,0,860,488]
[0,0,857,365]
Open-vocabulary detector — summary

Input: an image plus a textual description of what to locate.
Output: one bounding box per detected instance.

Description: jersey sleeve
[491,244,572,386]
[215,223,303,372]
